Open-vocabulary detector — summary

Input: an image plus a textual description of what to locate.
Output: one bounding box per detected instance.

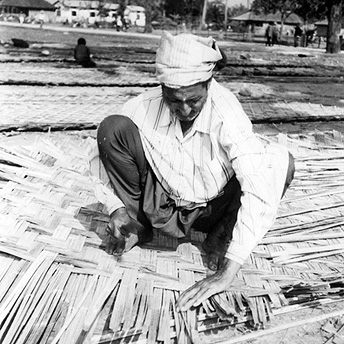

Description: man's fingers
[176,285,199,311]
[105,236,125,256]
[177,280,220,312]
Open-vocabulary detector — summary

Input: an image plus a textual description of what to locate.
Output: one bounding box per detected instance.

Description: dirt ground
[1,23,344,344]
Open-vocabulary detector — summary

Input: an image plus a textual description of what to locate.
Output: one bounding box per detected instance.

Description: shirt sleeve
[217,88,289,265]
[87,138,125,215]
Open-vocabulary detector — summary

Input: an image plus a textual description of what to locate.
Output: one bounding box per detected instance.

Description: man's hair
[77,38,86,45]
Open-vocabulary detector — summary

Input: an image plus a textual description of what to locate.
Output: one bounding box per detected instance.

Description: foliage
[131,0,163,32]
[251,0,300,18]
[164,0,185,18]
[205,0,225,25]
[293,0,327,23]
[164,0,203,23]
[227,4,249,19]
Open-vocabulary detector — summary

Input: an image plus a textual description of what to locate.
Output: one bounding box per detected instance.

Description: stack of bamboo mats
[0,130,344,344]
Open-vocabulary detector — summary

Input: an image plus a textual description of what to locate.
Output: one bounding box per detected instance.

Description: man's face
[162,81,209,122]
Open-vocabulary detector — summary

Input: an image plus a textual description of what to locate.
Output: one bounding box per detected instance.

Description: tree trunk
[326,0,343,53]
[224,0,228,31]
[279,12,286,39]
[144,3,153,33]
[200,0,207,30]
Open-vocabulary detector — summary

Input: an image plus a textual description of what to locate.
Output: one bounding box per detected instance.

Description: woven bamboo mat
[0,130,344,344]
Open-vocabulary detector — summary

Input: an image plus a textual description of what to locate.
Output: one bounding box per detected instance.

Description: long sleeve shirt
[97,79,289,264]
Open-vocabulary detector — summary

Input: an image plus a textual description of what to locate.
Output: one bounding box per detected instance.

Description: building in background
[52,0,145,27]
[0,0,56,23]
[53,0,117,26]
[230,10,303,36]
[124,5,145,27]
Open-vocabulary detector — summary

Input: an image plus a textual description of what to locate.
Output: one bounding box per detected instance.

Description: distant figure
[306,29,316,47]
[19,12,25,24]
[123,15,130,31]
[294,23,303,47]
[265,22,273,46]
[38,10,45,28]
[74,38,96,68]
[271,22,279,45]
[105,14,114,28]
[116,16,123,31]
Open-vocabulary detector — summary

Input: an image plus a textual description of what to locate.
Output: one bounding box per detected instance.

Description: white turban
[156,31,223,88]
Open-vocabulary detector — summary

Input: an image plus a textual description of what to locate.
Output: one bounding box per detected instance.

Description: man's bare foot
[106,224,153,255]
[202,232,228,271]
[124,226,153,251]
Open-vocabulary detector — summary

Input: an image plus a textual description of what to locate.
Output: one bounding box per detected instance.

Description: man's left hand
[176,258,241,311]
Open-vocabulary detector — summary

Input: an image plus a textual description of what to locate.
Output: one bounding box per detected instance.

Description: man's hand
[176,258,241,311]
[105,207,138,256]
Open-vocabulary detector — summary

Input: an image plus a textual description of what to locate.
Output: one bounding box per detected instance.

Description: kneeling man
[97,31,295,311]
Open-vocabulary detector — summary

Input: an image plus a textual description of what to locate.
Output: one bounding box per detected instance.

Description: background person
[271,22,279,45]
[294,23,303,47]
[265,22,273,46]
[74,37,96,68]
[38,10,45,28]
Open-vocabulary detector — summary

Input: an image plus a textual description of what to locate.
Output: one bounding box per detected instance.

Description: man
[271,22,279,46]
[74,37,96,68]
[265,22,273,46]
[97,31,295,312]
[294,23,303,47]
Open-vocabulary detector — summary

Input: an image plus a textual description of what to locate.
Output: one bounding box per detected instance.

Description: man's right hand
[105,207,138,256]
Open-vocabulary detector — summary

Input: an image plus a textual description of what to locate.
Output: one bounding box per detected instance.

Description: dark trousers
[97,115,294,240]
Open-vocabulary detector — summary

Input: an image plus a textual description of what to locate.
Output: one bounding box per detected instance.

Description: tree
[227,4,248,20]
[251,0,301,37]
[326,0,343,53]
[200,0,208,29]
[118,0,127,17]
[294,0,327,23]
[164,0,203,29]
[205,0,225,26]
[134,0,164,32]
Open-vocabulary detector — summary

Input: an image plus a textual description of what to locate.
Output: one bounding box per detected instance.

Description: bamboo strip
[50,275,98,344]
[275,248,344,265]
[141,279,154,333]
[109,268,137,332]
[157,289,172,343]
[83,270,122,332]
[271,243,344,258]
[0,250,57,325]
[147,287,163,343]
[23,265,72,344]
[117,269,139,332]
[277,202,344,219]
[1,261,58,344]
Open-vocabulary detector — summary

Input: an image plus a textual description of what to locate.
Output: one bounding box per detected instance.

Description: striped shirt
[120,79,289,264]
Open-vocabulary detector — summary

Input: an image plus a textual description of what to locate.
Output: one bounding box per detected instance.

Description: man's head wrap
[156,31,223,88]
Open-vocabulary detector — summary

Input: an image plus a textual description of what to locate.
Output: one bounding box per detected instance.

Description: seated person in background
[96,31,295,312]
[74,37,96,68]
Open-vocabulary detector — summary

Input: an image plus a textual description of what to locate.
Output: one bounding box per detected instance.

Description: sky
[223,0,250,8]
